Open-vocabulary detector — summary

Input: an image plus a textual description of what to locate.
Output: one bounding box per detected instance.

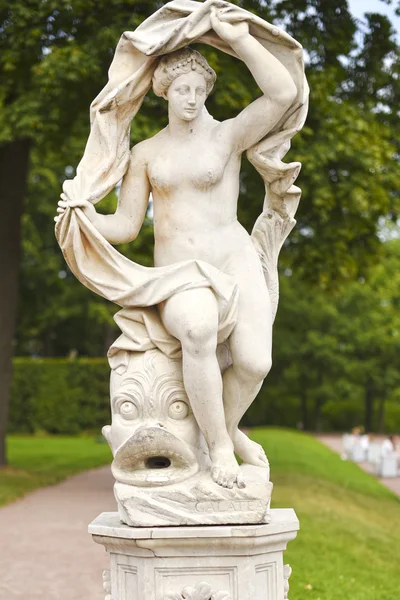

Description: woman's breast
[148,151,227,193]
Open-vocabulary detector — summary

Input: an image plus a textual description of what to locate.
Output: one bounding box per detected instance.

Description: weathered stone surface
[115,465,272,527]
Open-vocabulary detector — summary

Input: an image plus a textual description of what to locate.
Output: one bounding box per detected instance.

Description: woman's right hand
[210,7,249,46]
[55,193,97,223]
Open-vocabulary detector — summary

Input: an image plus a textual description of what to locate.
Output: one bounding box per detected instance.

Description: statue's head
[152,47,216,121]
[103,349,209,487]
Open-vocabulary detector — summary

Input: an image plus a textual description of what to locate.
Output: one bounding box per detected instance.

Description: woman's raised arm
[211,8,297,153]
[56,143,150,245]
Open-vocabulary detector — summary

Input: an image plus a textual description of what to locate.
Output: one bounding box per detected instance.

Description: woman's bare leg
[222,247,273,466]
[159,288,244,489]
[223,337,271,467]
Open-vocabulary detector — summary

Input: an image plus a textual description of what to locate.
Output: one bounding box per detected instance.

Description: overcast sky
[348,0,400,39]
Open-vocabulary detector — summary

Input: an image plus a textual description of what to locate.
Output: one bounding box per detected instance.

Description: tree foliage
[247,240,400,432]
[0,0,399,448]
[267,0,400,284]
[0,0,163,146]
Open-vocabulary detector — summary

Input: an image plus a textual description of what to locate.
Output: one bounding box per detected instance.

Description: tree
[334,240,400,432]
[268,0,400,285]
[16,143,155,358]
[0,0,162,465]
[246,271,349,431]
[246,240,400,433]
[2,0,400,462]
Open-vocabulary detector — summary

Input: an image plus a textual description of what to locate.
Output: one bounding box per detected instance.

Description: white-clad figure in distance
[57,9,297,488]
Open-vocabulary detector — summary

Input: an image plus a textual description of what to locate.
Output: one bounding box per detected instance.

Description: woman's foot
[233,429,269,468]
[210,445,246,489]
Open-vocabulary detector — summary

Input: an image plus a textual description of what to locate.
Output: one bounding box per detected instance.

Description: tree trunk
[378,394,386,434]
[314,373,324,432]
[0,139,31,466]
[364,378,374,433]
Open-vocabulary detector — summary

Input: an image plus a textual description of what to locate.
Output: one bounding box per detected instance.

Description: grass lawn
[0,435,111,506]
[252,428,400,600]
[1,429,399,599]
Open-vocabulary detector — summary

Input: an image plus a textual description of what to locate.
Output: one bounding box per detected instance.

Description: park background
[0,1,400,599]
[2,0,400,449]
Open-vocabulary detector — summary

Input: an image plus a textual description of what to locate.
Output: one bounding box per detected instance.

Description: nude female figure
[57,8,297,488]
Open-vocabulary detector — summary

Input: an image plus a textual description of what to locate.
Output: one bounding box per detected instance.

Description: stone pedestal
[89,509,299,600]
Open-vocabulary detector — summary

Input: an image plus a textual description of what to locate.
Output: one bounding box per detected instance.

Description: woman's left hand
[55,193,97,223]
[210,7,249,45]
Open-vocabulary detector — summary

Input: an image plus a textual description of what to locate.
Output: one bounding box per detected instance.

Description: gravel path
[317,434,400,498]
[0,466,115,600]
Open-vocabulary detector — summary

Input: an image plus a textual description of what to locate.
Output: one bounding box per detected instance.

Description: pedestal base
[89,509,299,600]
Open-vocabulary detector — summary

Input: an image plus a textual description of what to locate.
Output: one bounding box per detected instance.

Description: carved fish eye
[119,400,139,420]
[168,400,189,420]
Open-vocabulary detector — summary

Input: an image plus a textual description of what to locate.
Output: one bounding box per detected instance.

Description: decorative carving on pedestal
[283,565,292,599]
[165,581,231,600]
[102,570,113,600]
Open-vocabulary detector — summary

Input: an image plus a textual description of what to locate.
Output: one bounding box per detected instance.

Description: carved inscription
[195,499,264,513]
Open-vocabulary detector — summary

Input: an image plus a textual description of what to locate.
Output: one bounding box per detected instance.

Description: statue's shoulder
[130,129,166,163]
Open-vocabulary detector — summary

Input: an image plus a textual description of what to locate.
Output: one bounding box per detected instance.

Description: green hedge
[9,358,110,434]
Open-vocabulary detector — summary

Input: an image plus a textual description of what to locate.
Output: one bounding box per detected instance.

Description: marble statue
[55,0,308,527]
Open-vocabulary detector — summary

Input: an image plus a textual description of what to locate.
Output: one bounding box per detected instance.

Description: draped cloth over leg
[55,0,309,365]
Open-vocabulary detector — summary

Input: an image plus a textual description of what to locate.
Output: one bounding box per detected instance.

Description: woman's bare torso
[141,120,257,271]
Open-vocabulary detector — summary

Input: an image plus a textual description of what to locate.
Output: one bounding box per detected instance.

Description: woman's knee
[235,354,272,383]
[180,321,218,355]
[160,289,219,354]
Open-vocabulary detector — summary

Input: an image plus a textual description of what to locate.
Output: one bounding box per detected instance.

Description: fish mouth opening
[112,427,199,487]
[145,456,172,469]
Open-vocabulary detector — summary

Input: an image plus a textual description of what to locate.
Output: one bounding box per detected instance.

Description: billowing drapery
[55,0,309,369]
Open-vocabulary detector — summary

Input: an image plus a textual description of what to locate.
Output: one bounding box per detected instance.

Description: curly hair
[152,47,216,99]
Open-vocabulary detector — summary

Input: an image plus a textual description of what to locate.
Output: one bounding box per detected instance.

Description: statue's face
[167,70,207,121]
[103,350,208,487]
